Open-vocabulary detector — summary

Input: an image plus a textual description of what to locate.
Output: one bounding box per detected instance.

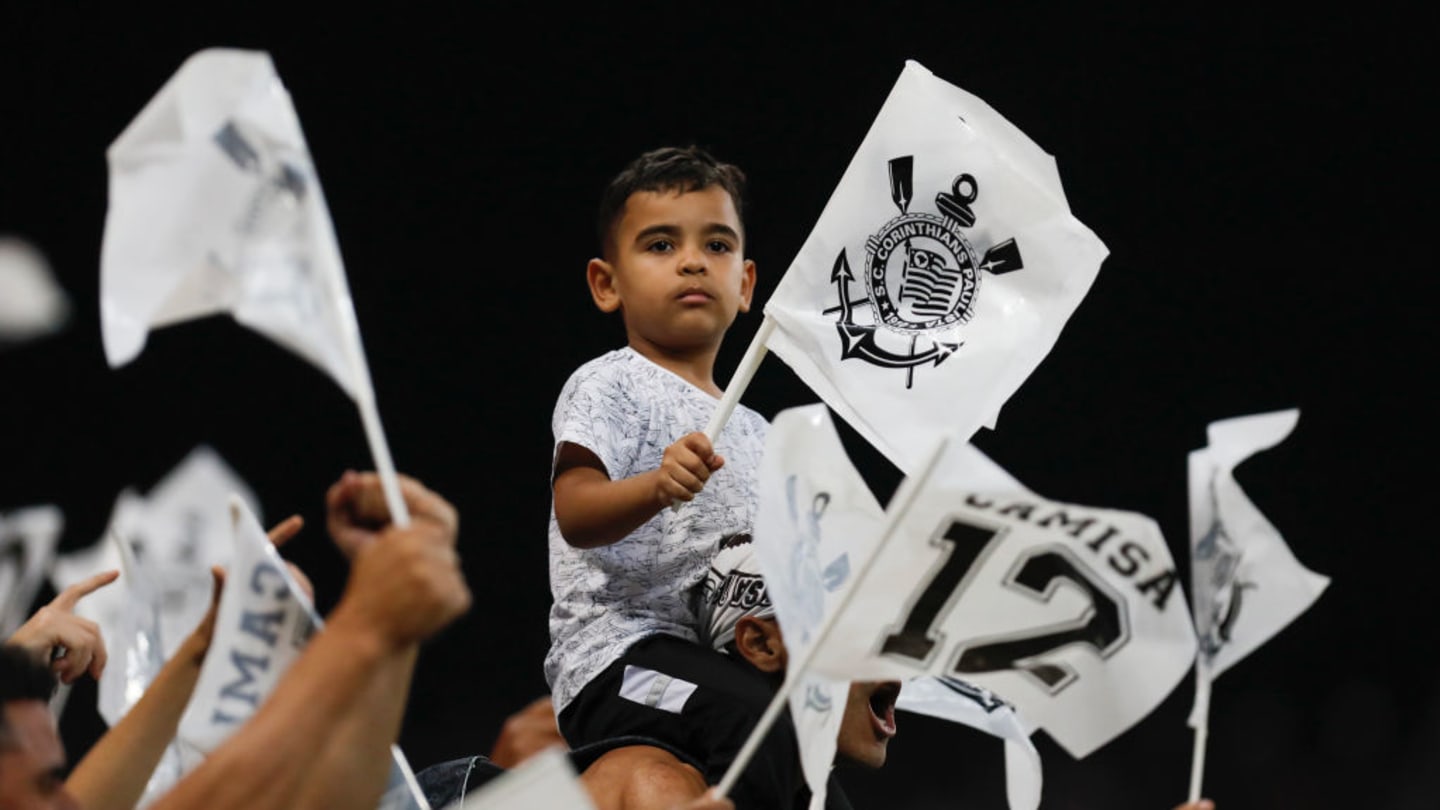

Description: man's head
[0,645,77,810]
[700,537,900,770]
[731,615,899,770]
[587,146,756,360]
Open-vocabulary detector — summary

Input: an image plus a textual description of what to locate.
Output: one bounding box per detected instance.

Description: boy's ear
[587,258,622,313]
[737,259,757,313]
[734,615,787,674]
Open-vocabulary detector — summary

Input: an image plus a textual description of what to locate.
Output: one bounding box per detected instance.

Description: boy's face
[587,186,756,358]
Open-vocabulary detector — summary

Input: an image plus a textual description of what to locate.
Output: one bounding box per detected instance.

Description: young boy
[544,145,780,804]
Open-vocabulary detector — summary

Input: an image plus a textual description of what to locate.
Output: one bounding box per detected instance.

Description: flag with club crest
[100,47,410,525]
[708,59,1108,476]
[1189,408,1329,679]
[0,505,64,637]
[751,404,1041,808]
[178,495,431,809]
[781,428,1197,760]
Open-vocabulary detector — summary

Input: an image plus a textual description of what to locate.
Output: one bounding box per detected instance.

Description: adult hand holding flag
[1185,409,1329,801]
[703,59,1108,476]
[100,47,409,526]
[178,495,432,809]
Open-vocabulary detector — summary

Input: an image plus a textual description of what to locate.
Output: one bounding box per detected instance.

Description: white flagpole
[672,315,775,514]
[714,433,950,798]
[1187,662,1212,803]
[703,315,775,443]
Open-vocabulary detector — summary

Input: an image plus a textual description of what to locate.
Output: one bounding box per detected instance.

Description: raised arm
[66,517,305,810]
[147,475,469,810]
[553,432,723,548]
[290,471,459,810]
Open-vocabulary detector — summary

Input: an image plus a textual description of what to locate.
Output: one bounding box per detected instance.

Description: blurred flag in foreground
[0,236,70,344]
[178,496,429,809]
[712,59,1108,476]
[99,47,411,525]
[896,676,1041,810]
[101,47,366,400]
[1188,408,1328,678]
[752,405,1040,808]
[0,505,64,637]
[768,421,1197,760]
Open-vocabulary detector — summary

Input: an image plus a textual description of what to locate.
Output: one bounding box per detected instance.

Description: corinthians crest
[825,156,1024,387]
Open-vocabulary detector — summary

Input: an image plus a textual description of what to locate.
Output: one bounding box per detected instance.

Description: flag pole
[672,315,775,514]
[714,433,950,798]
[703,315,775,443]
[1187,661,1212,803]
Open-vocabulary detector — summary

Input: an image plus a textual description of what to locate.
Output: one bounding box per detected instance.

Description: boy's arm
[553,433,723,548]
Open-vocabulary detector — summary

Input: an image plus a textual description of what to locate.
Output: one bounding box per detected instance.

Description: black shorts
[557,633,811,810]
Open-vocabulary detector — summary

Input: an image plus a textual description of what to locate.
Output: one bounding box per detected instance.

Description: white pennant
[99,47,410,526]
[177,496,430,809]
[1188,408,1329,679]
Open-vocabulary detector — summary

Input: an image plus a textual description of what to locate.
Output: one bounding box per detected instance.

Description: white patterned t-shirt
[544,347,770,712]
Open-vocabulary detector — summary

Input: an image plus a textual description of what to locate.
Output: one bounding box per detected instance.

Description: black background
[1,5,1433,809]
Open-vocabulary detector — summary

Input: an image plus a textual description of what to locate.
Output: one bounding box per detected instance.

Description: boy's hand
[655,432,724,507]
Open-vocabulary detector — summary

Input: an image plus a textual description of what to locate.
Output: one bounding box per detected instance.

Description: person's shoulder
[560,348,640,393]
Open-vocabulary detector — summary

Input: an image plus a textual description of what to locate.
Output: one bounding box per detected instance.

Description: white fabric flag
[178,496,430,810]
[806,433,1197,759]
[455,747,595,810]
[100,47,409,524]
[49,446,258,694]
[896,676,1042,810]
[101,47,367,401]
[751,404,884,810]
[0,505,64,637]
[758,60,1108,475]
[1189,409,1329,679]
[754,405,1040,807]
[0,236,70,342]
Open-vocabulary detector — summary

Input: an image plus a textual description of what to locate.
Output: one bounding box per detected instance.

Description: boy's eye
[707,240,733,253]
[646,240,674,253]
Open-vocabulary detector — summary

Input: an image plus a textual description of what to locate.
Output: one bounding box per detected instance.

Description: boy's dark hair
[0,644,56,747]
[596,145,748,258]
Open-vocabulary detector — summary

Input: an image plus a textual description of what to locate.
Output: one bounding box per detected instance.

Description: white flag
[100,47,371,402]
[758,60,1108,475]
[0,236,70,343]
[1189,409,1328,679]
[751,404,884,810]
[456,747,595,810]
[0,505,64,637]
[803,433,1196,759]
[895,676,1042,810]
[49,445,259,695]
[179,496,429,810]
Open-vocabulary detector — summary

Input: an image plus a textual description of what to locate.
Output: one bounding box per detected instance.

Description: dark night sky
[1,5,1433,809]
